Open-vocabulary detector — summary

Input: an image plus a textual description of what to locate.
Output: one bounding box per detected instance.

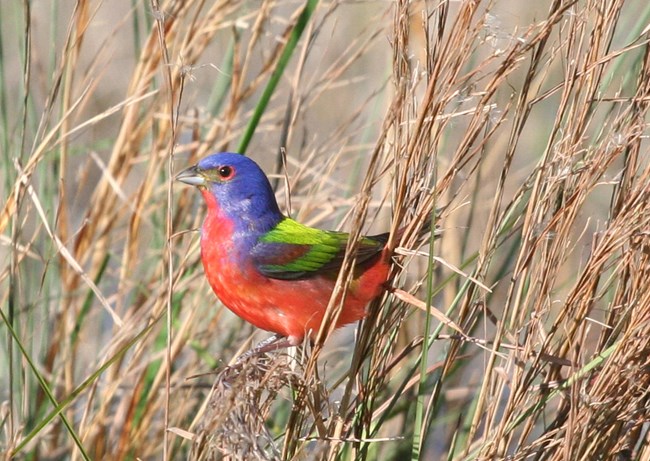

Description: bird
[176,152,429,355]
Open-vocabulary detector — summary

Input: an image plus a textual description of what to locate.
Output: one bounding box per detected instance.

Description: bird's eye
[217,165,234,180]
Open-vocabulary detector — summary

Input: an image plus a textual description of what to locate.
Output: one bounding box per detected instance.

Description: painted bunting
[177,152,420,353]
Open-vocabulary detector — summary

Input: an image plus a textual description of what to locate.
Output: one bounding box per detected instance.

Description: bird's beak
[175,165,207,187]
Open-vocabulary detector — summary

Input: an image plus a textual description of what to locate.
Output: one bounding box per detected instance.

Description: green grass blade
[0,305,91,460]
[237,0,318,154]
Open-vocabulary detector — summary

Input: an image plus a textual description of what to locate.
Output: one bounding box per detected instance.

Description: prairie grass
[1,0,650,460]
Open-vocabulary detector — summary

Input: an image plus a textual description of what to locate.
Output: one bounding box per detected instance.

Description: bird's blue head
[176,152,283,234]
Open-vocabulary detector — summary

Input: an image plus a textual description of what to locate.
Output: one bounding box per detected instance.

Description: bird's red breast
[199,189,390,344]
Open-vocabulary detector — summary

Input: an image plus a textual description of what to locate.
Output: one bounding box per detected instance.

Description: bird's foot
[233,333,297,365]
[212,335,307,387]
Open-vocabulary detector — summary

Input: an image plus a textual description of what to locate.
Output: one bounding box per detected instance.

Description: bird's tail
[369,207,443,250]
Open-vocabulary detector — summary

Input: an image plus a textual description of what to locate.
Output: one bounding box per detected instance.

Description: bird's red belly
[200,236,388,341]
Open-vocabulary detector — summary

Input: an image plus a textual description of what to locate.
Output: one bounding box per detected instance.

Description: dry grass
[1,0,650,460]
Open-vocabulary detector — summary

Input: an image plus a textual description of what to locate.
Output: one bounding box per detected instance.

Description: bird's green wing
[251,218,387,280]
